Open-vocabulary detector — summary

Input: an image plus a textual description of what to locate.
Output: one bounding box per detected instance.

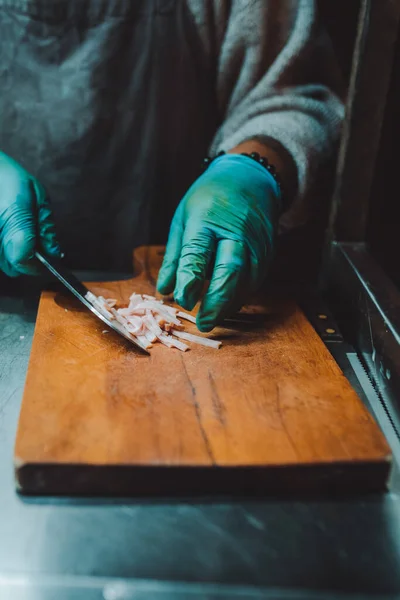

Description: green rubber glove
[157,154,282,331]
[0,152,60,277]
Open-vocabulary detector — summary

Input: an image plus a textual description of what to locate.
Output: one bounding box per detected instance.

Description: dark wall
[318,0,360,83]
[367,19,400,288]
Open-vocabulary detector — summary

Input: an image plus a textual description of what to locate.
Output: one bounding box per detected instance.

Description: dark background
[277,0,399,289]
[367,16,400,288]
[319,0,361,83]
[320,0,400,289]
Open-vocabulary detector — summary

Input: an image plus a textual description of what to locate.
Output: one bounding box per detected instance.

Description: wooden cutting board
[14,246,391,495]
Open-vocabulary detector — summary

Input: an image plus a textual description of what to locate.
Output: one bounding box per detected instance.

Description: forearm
[228,138,298,208]
[211,0,344,218]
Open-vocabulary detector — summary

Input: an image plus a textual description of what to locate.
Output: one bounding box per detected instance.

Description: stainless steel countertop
[1,279,400,598]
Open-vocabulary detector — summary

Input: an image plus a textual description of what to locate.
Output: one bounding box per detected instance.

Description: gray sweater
[0,0,344,268]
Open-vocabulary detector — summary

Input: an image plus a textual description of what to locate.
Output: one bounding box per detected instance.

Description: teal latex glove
[157,154,282,331]
[0,152,60,277]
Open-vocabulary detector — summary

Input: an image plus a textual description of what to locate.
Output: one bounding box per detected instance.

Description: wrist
[201,152,283,213]
[228,138,297,208]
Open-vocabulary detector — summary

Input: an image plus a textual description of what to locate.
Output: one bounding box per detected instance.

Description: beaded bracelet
[201,150,284,206]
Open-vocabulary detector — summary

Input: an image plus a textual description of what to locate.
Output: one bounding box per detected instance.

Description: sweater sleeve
[209,0,345,229]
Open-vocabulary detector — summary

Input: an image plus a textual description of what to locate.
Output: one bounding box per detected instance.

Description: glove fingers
[33,180,61,257]
[173,223,216,311]
[197,239,248,332]
[157,207,184,295]
[1,180,39,276]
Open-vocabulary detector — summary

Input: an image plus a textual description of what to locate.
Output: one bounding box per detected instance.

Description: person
[0,0,343,331]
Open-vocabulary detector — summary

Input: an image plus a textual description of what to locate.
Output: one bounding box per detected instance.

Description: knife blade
[35,251,150,355]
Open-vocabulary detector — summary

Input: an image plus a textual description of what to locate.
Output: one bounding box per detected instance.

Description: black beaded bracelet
[201,150,284,205]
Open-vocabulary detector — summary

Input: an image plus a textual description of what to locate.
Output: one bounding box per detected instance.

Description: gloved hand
[0,152,60,277]
[157,153,282,331]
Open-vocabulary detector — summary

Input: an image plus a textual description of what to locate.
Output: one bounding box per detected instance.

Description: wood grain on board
[14,247,391,495]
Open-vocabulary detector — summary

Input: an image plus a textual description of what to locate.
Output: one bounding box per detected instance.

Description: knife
[35,251,150,355]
